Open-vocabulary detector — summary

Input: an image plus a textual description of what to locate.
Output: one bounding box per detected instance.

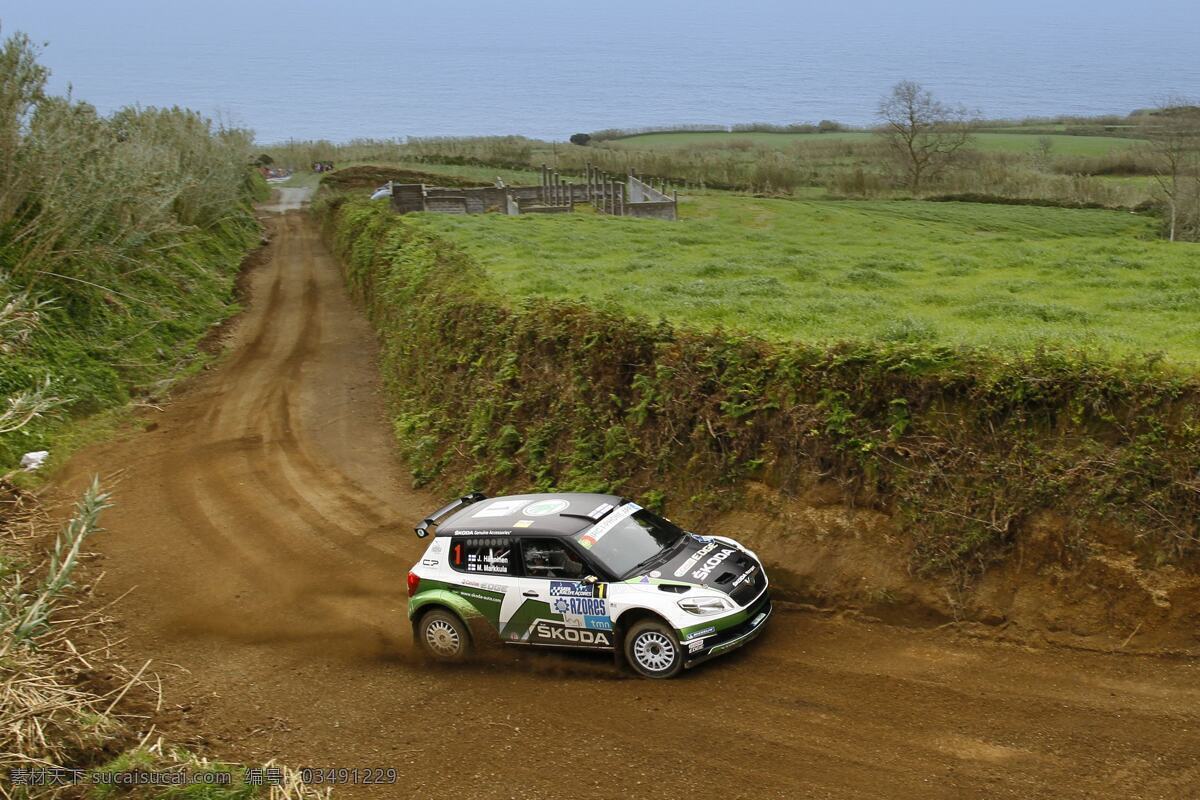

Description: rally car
[406,492,771,678]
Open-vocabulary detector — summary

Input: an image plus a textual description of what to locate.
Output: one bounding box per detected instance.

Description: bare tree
[1142,99,1200,242]
[876,81,975,193]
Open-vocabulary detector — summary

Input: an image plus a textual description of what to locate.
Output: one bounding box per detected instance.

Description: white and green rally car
[407,492,772,678]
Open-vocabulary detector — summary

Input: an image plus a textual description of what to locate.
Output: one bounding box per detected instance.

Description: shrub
[0,29,261,467]
[321,197,1200,575]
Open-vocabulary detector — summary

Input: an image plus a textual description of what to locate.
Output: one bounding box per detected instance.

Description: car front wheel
[417,608,471,662]
[624,620,684,679]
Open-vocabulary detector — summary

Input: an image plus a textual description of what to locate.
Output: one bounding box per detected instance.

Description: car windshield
[575,505,686,578]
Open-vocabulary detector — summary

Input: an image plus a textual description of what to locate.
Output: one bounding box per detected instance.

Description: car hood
[652,536,765,603]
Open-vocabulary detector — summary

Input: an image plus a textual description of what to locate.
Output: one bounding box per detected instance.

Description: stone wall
[426,186,509,214]
[388,173,676,220]
[424,196,469,214]
[391,183,426,214]
[626,175,677,218]
[625,200,678,220]
[627,175,672,204]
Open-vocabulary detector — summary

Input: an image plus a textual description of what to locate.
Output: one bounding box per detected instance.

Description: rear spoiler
[414,492,487,538]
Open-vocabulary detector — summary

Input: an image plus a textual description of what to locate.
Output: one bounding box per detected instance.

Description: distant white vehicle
[370,184,391,201]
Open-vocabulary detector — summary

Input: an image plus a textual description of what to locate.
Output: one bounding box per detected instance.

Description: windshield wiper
[620,535,688,580]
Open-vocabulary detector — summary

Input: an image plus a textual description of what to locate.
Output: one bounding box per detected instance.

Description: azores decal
[550,593,612,632]
[551,596,608,616]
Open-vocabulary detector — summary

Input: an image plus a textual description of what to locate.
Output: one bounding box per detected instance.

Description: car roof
[437,493,625,538]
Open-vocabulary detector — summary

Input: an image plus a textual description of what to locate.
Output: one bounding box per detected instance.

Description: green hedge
[0,212,260,469]
[320,196,1200,574]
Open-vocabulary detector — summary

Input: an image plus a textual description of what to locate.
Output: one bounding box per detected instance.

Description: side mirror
[581,575,598,585]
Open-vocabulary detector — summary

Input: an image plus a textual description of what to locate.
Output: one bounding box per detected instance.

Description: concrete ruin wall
[425,186,509,214]
[624,200,678,220]
[627,176,672,204]
[625,175,677,219]
[507,186,544,202]
[388,169,677,220]
[391,184,426,214]
[424,196,469,214]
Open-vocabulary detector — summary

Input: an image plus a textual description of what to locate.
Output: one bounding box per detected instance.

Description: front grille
[729,561,763,606]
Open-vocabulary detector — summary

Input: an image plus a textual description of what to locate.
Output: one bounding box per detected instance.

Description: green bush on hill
[0,30,265,470]
[319,196,1200,575]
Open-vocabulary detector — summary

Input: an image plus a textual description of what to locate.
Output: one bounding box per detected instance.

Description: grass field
[409,192,1200,363]
[371,160,547,185]
[606,130,1144,157]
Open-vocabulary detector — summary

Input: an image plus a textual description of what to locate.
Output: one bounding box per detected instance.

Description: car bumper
[682,591,772,668]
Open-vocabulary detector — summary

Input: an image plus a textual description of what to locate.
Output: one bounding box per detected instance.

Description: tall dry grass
[0,28,333,796]
[0,478,122,787]
[1,27,265,467]
[0,31,256,295]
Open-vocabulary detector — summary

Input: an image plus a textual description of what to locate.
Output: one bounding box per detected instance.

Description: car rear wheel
[417,608,471,662]
[624,620,684,679]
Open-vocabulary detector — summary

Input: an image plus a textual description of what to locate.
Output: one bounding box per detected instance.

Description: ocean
[4,0,1198,144]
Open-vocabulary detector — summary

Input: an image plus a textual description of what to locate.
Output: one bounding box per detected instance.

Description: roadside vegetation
[0,28,328,798]
[319,195,1200,582]
[301,81,1199,587]
[0,30,265,472]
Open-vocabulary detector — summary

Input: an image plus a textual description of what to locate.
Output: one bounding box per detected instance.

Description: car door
[509,537,614,649]
[446,534,518,635]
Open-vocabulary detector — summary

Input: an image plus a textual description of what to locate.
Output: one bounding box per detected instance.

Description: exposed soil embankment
[319,195,1200,654]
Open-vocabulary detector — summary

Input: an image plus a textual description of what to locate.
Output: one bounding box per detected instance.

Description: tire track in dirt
[55,204,1200,799]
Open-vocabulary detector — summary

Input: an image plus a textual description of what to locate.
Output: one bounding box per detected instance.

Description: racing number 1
[452,543,462,567]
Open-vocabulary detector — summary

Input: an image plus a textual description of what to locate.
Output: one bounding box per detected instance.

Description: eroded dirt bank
[55,210,1200,799]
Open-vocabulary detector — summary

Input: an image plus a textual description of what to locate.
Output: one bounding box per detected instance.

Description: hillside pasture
[408,193,1200,363]
[606,130,1144,157]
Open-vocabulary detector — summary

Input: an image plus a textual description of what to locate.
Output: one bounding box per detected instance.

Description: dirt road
[58,206,1200,799]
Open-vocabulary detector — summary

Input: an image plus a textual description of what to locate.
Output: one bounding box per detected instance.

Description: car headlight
[678,595,734,615]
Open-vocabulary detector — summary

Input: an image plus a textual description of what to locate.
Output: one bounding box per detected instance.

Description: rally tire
[417,608,471,662]
[624,620,684,679]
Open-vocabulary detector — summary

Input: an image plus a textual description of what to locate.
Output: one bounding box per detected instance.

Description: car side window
[520,538,585,579]
[449,536,513,575]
